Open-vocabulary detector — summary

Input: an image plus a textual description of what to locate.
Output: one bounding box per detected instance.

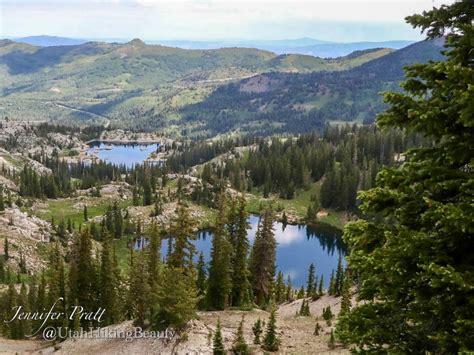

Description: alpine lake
[88,142,346,288]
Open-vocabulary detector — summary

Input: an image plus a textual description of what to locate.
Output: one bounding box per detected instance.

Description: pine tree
[36,271,46,314]
[249,209,276,306]
[328,329,335,349]
[196,252,207,310]
[306,263,316,297]
[147,221,161,289]
[231,316,250,355]
[252,318,263,344]
[4,237,9,260]
[19,254,29,275]
[90,221,99,240]
[230,194,250,307]
[143,174,152,206]
[274,271,285,304]
[56,217,66,241]
[314,322,322,336]
[262,307,280,352]
[18,282,31,338]
[67,218,73,233]
[153,265,199,330]
[285,275,293,302]
[296,285,305,299]
[5,189,11,208]
[99,232,118,325]
[168,204,197,269]
[46,243,67,329]
[5,281,19,339]
[27,275,37,314]
[68,229,97,328]
[339,275,351,317]
[213,318,225,355]
[318,275,324,296]
[328,270,336,296]
[207,193,233,310]
[83,205,88,221]
[0,185,5,212]
[299,299,310,316]
[112,201,123,239]
[337,3,474,352]
[128,250,151,327]
[334,255,344,296]
[132,185,140,206]
[0,257,4,283]
[323,306,333,326]
[152,192,163,217]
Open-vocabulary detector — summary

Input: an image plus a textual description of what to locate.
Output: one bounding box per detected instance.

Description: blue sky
[0,0,454,42]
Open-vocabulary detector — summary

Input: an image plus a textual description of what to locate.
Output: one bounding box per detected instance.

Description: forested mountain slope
[0,39,389,127]
[0,39,442,137]
[181,39,445,137]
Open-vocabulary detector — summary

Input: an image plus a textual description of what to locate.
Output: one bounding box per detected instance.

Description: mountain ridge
[0,38,443,137]
[178,39,445,137]
[11,35,414,58]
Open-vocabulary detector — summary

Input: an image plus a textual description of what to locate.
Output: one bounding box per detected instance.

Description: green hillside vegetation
[1,39,396,134]
[267,48,392,72]
[181,39,444,137]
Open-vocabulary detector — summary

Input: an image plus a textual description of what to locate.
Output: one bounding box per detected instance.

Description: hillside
[0,39,393,132]
[0,295,350,354]
[0,39,443,137]
[180,39,445,137]
[13,36,412,57]
[276,40,414,58]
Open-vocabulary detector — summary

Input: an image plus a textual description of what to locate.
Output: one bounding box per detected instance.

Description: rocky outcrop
[0,207,54,273]
[33,295,351,354]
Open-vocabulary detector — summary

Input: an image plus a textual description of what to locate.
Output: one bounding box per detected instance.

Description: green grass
[113,237,132,273]
[314,211,347,230]
[246,181,346,230]
[34,196,132,226]
[247,182,319,215]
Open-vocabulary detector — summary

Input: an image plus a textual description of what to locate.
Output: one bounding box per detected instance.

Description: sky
[0,0,454,42]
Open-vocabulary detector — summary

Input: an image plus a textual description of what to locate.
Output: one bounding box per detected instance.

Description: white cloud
[275,226,305,246]
[0,0,455,40]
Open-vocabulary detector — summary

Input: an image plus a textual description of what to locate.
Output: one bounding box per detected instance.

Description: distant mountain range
[12,35,88,47]
[154,39,415,58]
[0,37,444,137]
[181,38,445,137]
[11,35,414,58]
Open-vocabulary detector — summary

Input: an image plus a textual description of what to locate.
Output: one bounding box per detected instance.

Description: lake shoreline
[86,138,163,145]
[84,141,162,168]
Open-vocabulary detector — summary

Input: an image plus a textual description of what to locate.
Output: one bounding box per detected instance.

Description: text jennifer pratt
[4,297,105,337]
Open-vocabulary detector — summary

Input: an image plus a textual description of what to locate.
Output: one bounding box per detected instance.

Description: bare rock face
[99,182,132,199]
[99,129,166,144]
[0,121,85,158]
[0,207,54,273]
[0,146,51,176]
[46,132,83,150]
[23,157,52,175]
[0,175,17,191]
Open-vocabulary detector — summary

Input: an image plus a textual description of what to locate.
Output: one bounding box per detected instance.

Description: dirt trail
[0,295,351,354]
[52,102,111,127]
[0,338,47,354]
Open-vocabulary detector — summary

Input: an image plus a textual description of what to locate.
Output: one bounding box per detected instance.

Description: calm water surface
[87,142,159,168]
[135,215,345,288]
